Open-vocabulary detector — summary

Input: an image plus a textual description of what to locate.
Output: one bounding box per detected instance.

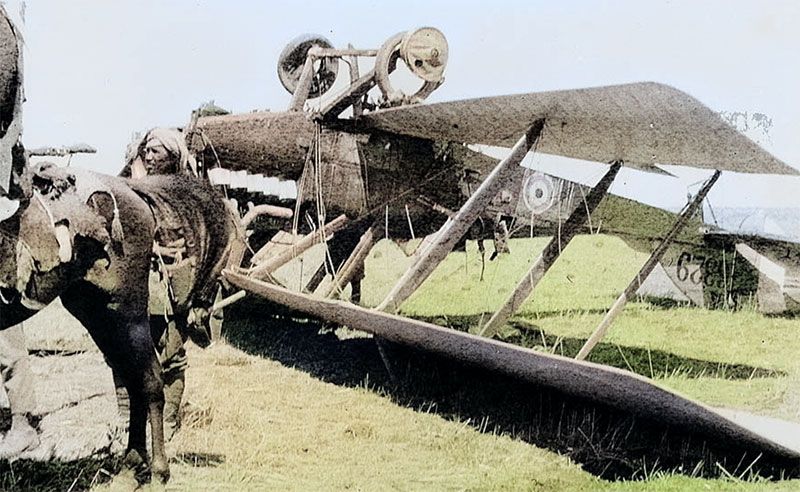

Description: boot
[0,413,39,459]
[163,371,185,441]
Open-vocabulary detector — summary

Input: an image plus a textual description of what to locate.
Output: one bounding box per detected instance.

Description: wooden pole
[320,69,377,119]
[289,54,316,112]
[575,169,722,360]
[377,120,545,313]
[323,226,376,299]
[347,44,363,118]
[480,162,622,337]
[247,214,349,278]
[212,289,246,313]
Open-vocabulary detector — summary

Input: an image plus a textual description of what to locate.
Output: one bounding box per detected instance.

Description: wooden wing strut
[480,161,622,337]
[377,119,546,313]
[576,169,722,360]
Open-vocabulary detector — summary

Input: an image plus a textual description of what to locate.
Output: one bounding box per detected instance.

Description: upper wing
[358,82,796,175]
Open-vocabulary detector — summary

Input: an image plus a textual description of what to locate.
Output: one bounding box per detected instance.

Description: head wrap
[144,128,198,177]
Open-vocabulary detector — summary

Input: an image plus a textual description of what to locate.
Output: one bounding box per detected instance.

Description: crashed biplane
[174,29,800,475]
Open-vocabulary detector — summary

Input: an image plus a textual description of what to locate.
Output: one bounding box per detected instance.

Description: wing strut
[480,161,622,337]
[247,214,350,279]
[576,169,722,360]
[376,119,546,313]
[323,224,378,301]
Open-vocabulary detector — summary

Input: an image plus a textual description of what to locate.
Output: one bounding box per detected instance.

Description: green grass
[358,234,800,489]
[363,236,800,376]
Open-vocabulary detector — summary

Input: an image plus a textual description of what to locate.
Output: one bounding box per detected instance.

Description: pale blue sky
[10,1,800,209]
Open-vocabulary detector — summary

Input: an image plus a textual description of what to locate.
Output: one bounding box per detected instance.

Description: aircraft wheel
[277,33,339,98]
[375,29,446,105]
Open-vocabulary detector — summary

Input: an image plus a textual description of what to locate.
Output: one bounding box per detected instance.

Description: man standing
[121,127,209,440]
[0,4,39,458]
[0,198,39,458]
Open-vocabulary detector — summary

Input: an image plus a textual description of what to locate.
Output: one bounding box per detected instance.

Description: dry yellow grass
[146,343,598,491]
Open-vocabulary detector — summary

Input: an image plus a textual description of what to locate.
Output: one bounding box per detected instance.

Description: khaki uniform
[1,208,36,420]
[0,324,35,416]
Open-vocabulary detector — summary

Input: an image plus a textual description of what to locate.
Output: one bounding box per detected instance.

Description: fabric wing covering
[359,82,796,175]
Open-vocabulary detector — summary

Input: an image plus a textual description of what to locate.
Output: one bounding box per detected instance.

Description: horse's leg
[124,377,148,474]
[113,319,168,483]
[60,285,169,483]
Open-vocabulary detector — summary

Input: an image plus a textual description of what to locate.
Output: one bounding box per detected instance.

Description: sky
[8,0,800,210]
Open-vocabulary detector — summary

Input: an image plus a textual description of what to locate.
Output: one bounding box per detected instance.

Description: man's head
[130,128,198,179]
[144,134,178,175]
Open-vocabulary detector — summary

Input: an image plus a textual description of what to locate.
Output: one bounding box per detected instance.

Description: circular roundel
[522,172,557,215]
[277,34,339,98]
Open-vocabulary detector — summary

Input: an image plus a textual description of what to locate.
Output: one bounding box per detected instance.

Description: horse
[0,7,244,481]
[2,160,242,482]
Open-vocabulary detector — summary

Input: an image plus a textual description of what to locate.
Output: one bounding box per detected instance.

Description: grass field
[364,237,800,415]
[83,234,800,490]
